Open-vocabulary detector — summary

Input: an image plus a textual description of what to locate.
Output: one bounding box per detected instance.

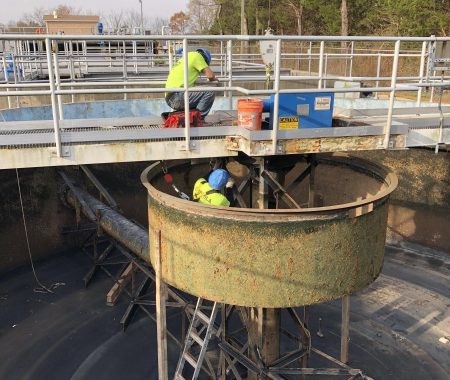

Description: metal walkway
[0,108,448,169]
[1,33,449,169]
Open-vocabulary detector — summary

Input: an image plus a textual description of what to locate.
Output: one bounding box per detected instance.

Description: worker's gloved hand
[225,178,235,189]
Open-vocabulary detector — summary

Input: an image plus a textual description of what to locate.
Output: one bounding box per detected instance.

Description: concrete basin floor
[0,245,448,380]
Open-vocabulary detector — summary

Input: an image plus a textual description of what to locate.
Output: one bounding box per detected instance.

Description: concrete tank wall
[0,168,76,273]
[0,98,238,122]
[0,163,149,274]
[355,148,449,251]
[0,148,446,275]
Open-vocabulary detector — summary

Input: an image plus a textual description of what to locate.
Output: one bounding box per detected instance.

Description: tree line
[183,0,449,36]
[205,0,450,36]
[3,0,449,36]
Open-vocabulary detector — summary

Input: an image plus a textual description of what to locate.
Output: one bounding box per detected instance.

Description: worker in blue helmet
[193,169,234,207]
[165,48,218,119]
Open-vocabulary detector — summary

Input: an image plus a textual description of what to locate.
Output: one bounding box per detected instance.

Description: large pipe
[65,186,149,260]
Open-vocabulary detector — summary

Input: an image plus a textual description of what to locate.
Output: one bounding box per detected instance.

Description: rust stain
[144,156,396,308]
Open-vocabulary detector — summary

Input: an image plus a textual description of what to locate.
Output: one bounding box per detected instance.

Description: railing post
[271,39,282,154]
[25,40,32,78]
[308,41,312,76]
[384,40,401,149]
[416,41,427,109]
[2,55,12,109]
[427,37,435,103]
[45,38,62,157]
[69,52,75,103]
[133,40,138,74]
[108,41,112,67]
[349,41,354,78]
[318,41,324,89]
[168,40,173,71]
[183,38,190,150]
[123,40,128,100]
[53,43,64,120]
[375,53,381,99]
[220,40,224,77]
[32,40,37,73]
[227,40,233,110]
[430,69,436,103]
[83,41,88,72]
[11,54,20,108]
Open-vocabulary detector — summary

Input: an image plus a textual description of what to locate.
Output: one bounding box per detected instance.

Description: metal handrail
[1,33,449,157]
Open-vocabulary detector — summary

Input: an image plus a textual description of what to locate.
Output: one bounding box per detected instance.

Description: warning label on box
[314,96,331,110]
[279,116,298,130]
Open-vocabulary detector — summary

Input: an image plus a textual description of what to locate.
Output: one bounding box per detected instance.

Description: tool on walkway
[174,298,219,379]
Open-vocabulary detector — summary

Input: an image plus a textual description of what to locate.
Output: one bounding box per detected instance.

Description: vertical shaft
[155,230,168,380]
[340,295,350,364]
[248,159,281,378]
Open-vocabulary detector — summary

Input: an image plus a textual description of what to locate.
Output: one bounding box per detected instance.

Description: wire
[15,169,54,294]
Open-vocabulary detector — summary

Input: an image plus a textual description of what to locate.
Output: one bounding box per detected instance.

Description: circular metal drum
[141,153,397,308]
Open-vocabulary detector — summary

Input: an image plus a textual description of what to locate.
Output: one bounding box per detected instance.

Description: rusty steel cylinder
[142,153,397,308]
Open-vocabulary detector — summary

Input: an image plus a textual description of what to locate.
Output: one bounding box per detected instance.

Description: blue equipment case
[264,93,334,129]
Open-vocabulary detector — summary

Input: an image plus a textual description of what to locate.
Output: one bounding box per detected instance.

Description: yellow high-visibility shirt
[165,51,208,89]
[193,178,230,207]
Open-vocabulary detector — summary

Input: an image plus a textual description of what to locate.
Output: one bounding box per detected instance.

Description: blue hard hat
[196,48,211,65]
[208,169,230,190]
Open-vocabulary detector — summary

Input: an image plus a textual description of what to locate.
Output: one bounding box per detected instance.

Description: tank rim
[141,152,398,218]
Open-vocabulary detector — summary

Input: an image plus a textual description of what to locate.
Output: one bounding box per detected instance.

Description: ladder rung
[189,331,204,346]
[196,310,211,325]
[184,352,198,368]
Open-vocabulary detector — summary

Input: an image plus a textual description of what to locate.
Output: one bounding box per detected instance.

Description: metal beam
[340,295,351,364]
[80,165,118,209]
[155,230,169,380]
[260,170,301,209]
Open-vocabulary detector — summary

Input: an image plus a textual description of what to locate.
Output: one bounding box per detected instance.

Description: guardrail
[0,33,449,157]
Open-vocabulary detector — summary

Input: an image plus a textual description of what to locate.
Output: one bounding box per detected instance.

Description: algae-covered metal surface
[141,154,397,308]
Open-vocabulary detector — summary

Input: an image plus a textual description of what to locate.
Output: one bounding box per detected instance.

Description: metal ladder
[175,298,219,380]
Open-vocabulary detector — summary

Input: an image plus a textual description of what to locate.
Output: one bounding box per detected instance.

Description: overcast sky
[0,0,188,25]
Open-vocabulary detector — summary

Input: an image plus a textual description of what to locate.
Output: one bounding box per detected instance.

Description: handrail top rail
[0,33,449,43]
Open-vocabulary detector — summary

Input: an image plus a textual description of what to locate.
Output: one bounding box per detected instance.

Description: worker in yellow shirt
[193,169,233,207]
[165,48,218,119]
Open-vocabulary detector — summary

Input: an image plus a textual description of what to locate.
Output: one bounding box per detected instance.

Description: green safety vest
[193,178,230,207]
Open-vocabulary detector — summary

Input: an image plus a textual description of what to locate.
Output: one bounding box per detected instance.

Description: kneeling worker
[193,169,233,207]
[165,48,217,119]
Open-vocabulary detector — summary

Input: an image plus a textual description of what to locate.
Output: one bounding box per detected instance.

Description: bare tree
[22,6,47,26]
[53,4,83,16]
[121,9,150,33]
[105,10,125,32]
[187,0,220,34]
[148,17,169,35]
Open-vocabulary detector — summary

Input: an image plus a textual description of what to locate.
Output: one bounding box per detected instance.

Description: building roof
[43,15,99,23]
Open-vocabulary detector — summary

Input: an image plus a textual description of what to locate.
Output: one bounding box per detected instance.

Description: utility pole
[139,0,144,34]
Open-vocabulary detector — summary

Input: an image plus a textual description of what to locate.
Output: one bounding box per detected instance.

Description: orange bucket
[237,98,263,130]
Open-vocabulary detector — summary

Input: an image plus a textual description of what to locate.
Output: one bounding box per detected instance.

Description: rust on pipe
[65,187,149,261]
